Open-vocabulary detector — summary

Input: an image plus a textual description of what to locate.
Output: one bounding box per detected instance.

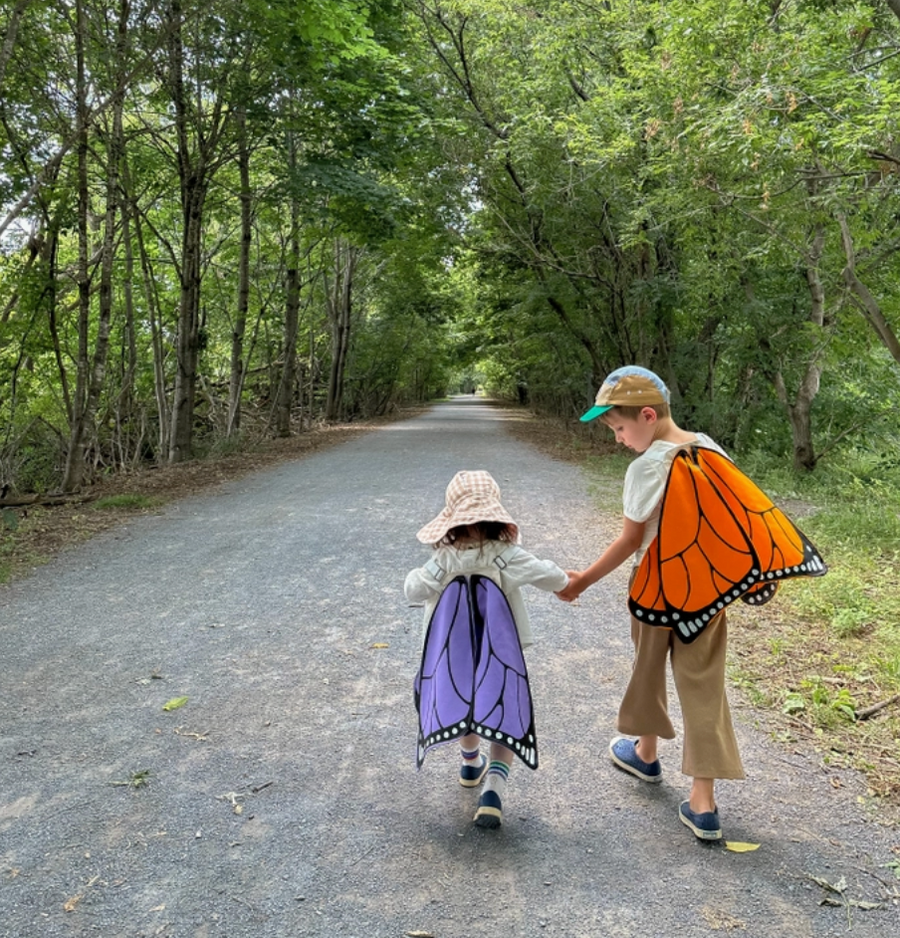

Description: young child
[556,366,744,841]
[405,470,568,829]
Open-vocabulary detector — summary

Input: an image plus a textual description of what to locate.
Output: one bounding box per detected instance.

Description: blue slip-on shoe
[474,789,502,828]
[609,737,663,783]
[679,801,722,841]
[459,755,488,788]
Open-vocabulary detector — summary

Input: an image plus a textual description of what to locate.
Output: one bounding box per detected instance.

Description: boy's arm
[556,516,644,602]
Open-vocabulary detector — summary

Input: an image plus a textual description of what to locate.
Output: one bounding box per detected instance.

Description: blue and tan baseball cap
[580,366,669,422]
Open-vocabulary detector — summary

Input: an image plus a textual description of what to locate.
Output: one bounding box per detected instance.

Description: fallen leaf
[725,841,761,853]
[162,696,188,711]
[371,642,389,649]
[405,932,434,938]
[149,904,166,912]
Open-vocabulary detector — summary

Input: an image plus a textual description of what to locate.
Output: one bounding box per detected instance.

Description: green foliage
[2,0,900,494]
[781,680,858,726]
[93,495,161,511]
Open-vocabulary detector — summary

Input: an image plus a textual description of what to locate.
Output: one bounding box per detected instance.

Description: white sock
[482,761,510,797]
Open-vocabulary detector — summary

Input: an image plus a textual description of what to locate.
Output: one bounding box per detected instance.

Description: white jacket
[404,540,568,648]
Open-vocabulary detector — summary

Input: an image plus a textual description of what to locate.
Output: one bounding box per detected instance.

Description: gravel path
[1,397,897,937]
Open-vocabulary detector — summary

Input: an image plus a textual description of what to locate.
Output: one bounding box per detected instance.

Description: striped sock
[461,745,481,763]
[483,760,510,795]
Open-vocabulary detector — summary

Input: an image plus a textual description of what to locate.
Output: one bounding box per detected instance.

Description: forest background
[1,1,899,813]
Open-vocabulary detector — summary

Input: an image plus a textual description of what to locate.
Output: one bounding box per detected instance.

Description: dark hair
[600,401,671,422]
[441,520,516,546]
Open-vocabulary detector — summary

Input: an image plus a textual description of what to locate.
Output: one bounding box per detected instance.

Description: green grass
[763,480,900,646]
[583,452,633,512]
[93,494,161,510]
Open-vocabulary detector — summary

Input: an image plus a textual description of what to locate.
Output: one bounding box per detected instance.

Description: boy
[557,365,744,841]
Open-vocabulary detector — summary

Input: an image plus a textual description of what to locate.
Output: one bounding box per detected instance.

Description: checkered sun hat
[416,470,519,544]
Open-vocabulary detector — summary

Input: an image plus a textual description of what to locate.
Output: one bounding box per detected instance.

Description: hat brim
[416,505,519,544]
[580,404,613,423]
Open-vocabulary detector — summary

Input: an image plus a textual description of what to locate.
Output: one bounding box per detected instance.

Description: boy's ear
[640,406,658,423]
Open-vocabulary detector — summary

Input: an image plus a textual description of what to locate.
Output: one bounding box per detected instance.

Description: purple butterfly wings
[414,575,538,769]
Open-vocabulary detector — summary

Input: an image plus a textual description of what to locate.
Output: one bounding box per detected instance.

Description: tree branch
[837,212,900,364]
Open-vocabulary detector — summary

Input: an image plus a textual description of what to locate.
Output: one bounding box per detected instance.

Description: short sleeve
[623,455,670,523]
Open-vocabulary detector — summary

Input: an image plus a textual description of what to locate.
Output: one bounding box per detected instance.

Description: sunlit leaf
[725,841,760,852]
[163,696,189,711]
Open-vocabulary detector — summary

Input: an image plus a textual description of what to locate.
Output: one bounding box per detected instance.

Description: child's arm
[404,557,446,603]
[556,516,644,602]
[502,547,569,593]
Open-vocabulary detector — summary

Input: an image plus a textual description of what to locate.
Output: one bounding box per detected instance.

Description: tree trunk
[44,222,70,423]
[128,180,170,461]
[67,2,131,486]
[163,0,229,462]
[228,104,251,436]
[324,241,358,422]
[774,221,827,472]
[118,166,139,464]
[836,212,900,365]
[114,0,139,465]
[166,1,207,463]
[275,198,301,437]
[62,0,91,492]
[168,185,205,462]
[0,0,30,95]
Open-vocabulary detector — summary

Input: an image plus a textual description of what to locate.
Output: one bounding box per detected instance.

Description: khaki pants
[617,609,745,780]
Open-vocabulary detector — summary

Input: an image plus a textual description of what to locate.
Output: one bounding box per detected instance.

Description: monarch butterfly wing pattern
[629,447,827,643]
[697,448,827,599]
[740,580,780,606]
[413,576,477,767]
[470,575,538,769]
[629,448,755,642]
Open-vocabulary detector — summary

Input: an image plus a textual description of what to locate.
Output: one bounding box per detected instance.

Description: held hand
[556,571,585,603]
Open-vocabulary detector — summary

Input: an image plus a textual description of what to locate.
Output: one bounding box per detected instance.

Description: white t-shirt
[623,433,728,566]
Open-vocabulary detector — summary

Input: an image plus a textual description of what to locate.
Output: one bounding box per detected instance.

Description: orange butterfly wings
[629,447,827,642]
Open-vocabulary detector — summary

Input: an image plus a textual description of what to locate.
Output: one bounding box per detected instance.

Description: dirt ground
[1,420,390,583]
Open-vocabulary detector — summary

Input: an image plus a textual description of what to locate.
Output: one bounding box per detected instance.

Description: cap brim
[580,405,612,423]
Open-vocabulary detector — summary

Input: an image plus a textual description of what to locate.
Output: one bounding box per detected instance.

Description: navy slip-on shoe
[459,756,488,788]
[474,789,502,828]
[609,736,662,783]
[679,800,722,840]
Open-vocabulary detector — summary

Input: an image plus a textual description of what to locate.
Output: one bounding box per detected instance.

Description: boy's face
[603,409,658,453]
